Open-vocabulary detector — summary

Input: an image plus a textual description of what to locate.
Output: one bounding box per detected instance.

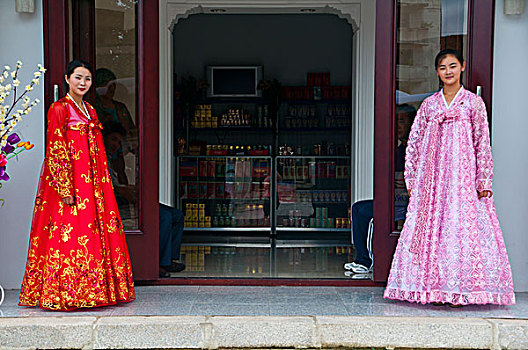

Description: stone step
[1,315,527,349]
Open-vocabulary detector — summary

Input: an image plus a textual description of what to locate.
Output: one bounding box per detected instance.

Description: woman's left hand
[478,190,493,199]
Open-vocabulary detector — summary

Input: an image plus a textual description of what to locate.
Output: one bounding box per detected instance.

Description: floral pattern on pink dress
[384,86,515,305]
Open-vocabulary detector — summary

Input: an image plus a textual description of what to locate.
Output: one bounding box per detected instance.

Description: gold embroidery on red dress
[19,96,135,311]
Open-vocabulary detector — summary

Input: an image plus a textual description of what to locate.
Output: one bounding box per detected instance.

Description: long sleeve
[404,103,428,191]
[45,103,74,198]
[472,96,493,191]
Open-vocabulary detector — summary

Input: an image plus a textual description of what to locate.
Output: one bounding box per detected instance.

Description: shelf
[190,127,273,132]
[182,198,270,201]
[310,202,349,205]
[282,99,351,104]
[276,155,350,159]
[184,227,271,232]
[179,155,272,159]
[179,180,269,183]
[181,242,271,248]
[275,240,353,248]
[276,227,351,232]
[280,127,351,132]
[178,85,354,247]
[194,98,267,104]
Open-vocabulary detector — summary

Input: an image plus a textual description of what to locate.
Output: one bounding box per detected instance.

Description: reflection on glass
[174,246,356,279]
[95,0,138,230]
[179,157,272,229]
[276,247,357,279]
[394,0,468,230]
[177,246,271,278]
[276,157,351,230]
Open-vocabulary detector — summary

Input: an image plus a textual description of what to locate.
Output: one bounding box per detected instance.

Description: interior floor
[172,245,372,280]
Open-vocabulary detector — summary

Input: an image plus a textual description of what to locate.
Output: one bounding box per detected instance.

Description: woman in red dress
[19,60,135,311]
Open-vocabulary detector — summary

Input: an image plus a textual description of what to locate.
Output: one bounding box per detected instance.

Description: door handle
[476,85,482,97]
[53,84,59,102]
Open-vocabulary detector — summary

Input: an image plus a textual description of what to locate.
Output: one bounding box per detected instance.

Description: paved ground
[2,287,528,349]
[1,286,527,318]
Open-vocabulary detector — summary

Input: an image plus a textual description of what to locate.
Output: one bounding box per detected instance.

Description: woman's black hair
[65,60,94,93]
[435,49,464,69]
[66,59,94,78]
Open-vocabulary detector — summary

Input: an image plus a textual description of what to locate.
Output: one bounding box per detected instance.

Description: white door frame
[159,0,375,206]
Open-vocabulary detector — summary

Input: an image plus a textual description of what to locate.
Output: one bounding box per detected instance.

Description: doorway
[171,13,360,279]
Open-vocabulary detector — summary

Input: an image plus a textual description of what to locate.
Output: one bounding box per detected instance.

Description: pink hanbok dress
[384,86,515,305]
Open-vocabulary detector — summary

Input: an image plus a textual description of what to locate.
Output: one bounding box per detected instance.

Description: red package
[314,73,322,87]
[322,72,330,86]
[208,160,216,178]
[207,182,215,198]
[307,73,314,87]
[199,161,208,178]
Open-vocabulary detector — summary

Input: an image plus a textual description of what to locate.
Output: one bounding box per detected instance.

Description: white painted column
[492,1,528,292]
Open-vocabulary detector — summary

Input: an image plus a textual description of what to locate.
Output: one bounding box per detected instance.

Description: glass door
[373,0,496,282]
[47,0,160,280]
[393,0,468,231]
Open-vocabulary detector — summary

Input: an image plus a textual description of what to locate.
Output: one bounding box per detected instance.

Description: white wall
[492,2,528,292]
[0,2,45,289]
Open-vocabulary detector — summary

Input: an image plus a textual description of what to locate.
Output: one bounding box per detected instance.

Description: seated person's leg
[170,207,185,261]
[159,203,186,275]
[350,200,373,269]
[159,203,172,277]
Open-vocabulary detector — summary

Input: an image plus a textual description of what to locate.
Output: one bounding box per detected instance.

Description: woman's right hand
[62,196,75,206]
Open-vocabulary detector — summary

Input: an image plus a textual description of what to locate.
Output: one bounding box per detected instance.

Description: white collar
[440,85,464,109]
[67,93,91,120]
[441,86,464,109]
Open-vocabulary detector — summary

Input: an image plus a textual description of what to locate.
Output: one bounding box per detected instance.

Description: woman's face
[65,67,92,98]
[436,54,465,87]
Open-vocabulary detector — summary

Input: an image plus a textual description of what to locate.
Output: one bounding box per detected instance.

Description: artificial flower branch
[0,62,45,148]
[0,61,45,183]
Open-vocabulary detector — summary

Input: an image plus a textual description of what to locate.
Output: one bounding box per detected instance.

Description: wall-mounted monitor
[207,66,263,98]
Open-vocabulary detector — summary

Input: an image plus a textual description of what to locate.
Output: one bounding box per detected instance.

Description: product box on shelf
[278,183,295,203]
[199,161,208,178]
[252,159,269,179]
[215,183,225,199]
[199,183,208,198]
[189,141,205,155]
[206,147,228,156]
[208,160,216,178]
[180,182,188,198]
[180,160,198,177]
[249,148,269,156]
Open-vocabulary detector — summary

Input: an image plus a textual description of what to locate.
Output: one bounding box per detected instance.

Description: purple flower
[7,133,21,144]
[2,144,14,154]
[0,167,9,181]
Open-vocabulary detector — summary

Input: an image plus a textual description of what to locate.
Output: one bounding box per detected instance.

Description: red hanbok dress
[19,95,135,311]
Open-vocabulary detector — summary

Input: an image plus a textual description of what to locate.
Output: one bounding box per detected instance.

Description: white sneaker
[343,262,372,274]
[344,271,372,279]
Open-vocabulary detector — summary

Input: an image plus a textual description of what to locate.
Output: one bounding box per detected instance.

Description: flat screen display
[208,66,262,97]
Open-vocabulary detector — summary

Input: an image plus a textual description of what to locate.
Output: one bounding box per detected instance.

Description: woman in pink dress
[383,49,515,306]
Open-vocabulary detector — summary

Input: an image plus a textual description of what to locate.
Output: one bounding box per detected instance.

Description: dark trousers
[159,203,184,266]
[352,200,373,267]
